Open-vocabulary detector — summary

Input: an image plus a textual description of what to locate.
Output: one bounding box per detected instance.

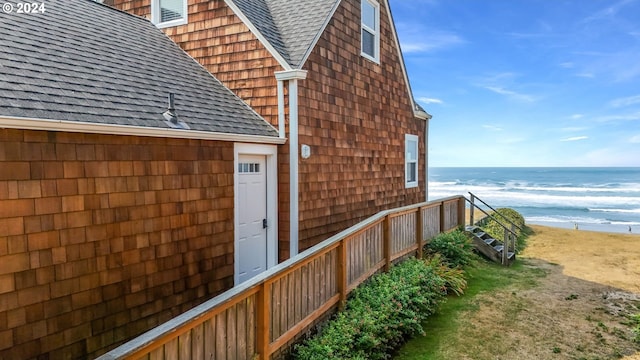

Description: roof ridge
[228,0,340,68]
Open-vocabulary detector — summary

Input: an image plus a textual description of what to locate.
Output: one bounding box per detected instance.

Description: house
[0,0,285,358]
[109,0,432,268]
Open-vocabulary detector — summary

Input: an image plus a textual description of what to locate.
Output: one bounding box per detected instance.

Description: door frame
[234,143,278,286]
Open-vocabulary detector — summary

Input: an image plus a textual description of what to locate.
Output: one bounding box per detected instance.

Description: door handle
[262,218,268,229]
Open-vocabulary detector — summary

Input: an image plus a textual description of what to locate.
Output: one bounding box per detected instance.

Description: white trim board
[0,116,286,145]
[233,143,279,286]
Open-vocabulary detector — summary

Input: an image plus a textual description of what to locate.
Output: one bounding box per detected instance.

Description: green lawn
[394,258,546,359]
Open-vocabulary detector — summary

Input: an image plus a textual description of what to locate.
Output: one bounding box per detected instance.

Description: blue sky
[390,0,640,167]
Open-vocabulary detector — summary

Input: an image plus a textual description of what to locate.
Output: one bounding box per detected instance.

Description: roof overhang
[414,110,432,120]
[0,116,286,145]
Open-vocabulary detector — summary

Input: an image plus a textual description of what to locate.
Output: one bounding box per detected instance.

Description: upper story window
[405,134,418,188]
[151,0,188,28]
[361,0,380,62]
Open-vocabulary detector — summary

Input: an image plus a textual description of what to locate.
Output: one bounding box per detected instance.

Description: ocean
[428,167,640,234]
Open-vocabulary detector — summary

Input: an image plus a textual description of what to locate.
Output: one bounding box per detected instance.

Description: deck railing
[97,196,465,360]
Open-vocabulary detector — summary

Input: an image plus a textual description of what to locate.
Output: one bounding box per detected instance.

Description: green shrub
[631,313,640,343]
[425,254,467,296]
[482,208,527,250]
[293,257,467,360]
[426,230,475,268]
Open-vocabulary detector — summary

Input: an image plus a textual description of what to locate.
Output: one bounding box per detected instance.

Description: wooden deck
[96,196,466,360]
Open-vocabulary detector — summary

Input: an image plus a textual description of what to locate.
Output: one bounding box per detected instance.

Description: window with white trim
[361,0,380,62]
[151,0,188,28]
[405,134,418,188]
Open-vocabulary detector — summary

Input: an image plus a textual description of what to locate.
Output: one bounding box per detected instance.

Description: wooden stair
[465,225,515,265]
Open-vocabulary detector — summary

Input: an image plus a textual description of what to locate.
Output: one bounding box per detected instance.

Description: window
[238,163,261,174]
[361,0,380,62]
[151,0,187,28]
[405,134,418,188]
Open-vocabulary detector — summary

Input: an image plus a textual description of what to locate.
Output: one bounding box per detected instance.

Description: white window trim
[151,0,188,29]
[405,134,419,188]
[361,0,380,63]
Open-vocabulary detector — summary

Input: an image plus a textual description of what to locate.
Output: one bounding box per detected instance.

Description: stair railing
[465,193,519,264]
[469,192,523,232]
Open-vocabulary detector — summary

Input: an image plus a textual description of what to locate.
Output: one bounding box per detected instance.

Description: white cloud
[483,86,536,103]
[582,0,635,23]
[482,124,503,131]
[560,62,575,69]
[496,137,525,145]
[400,31,465,53]
[569,114,584,120]
[596,112,640,122]
[396,20,464,54]
[417,97,443,105]
[561,136,589,142]
[609,94,640,108]
[560,126,589,132]
[576,50,640,82]
[630,135,640,143]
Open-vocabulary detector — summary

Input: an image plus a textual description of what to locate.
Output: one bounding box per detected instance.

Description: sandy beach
[492,224,640,359]
[523,224,640,294]
[437,221,640,359]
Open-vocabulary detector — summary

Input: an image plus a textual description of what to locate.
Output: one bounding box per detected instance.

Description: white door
[237,155,268,283]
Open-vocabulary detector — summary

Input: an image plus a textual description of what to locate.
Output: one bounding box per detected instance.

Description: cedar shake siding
[110,0,426,254]
[297,0,426,249]
[0,129,235,359]
[110,0,294,259]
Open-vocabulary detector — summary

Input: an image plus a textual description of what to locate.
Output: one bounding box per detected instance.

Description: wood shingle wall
[297,0,426,249]
[0,129,235,359]
[111,0,293,261]
[111,0,426,256]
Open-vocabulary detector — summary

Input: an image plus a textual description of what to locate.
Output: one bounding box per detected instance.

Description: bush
[293,257,467,360]
[482,208,527,250]
[426,230,475,268]
[631,313,640,343]
[425,254,467,296]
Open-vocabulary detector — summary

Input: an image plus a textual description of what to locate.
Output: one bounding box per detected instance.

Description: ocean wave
[430,182,640,194]
[526,215,640,226]
[588,208,640,214]
[429,189,640,208]
[429,168,640,230]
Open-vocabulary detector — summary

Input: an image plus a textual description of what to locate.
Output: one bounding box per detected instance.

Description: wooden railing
[96,196,466,360]
[466,192,518,264]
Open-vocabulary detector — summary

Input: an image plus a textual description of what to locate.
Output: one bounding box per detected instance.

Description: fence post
[469,194,475,227]
[256,281,271,360]
[439,201,446,233]
[416,207,423,259]
[457,196,465,228]
[502,227,509,265]
[383,215,391,271]
[337,241,347,310]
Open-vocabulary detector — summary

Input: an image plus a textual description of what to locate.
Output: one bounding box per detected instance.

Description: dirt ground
[454,225,640,360]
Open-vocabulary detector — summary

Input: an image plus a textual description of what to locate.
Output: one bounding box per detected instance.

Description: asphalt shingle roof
[229,0,340,68]
[229,0,429,118]
[0,0,279,138]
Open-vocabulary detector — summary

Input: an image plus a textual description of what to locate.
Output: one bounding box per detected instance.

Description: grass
[394,258,547,360]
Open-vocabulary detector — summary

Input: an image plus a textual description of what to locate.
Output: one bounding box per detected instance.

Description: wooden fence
[96,196,466,360]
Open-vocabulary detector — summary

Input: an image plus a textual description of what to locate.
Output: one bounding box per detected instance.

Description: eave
[0,116,287,145]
